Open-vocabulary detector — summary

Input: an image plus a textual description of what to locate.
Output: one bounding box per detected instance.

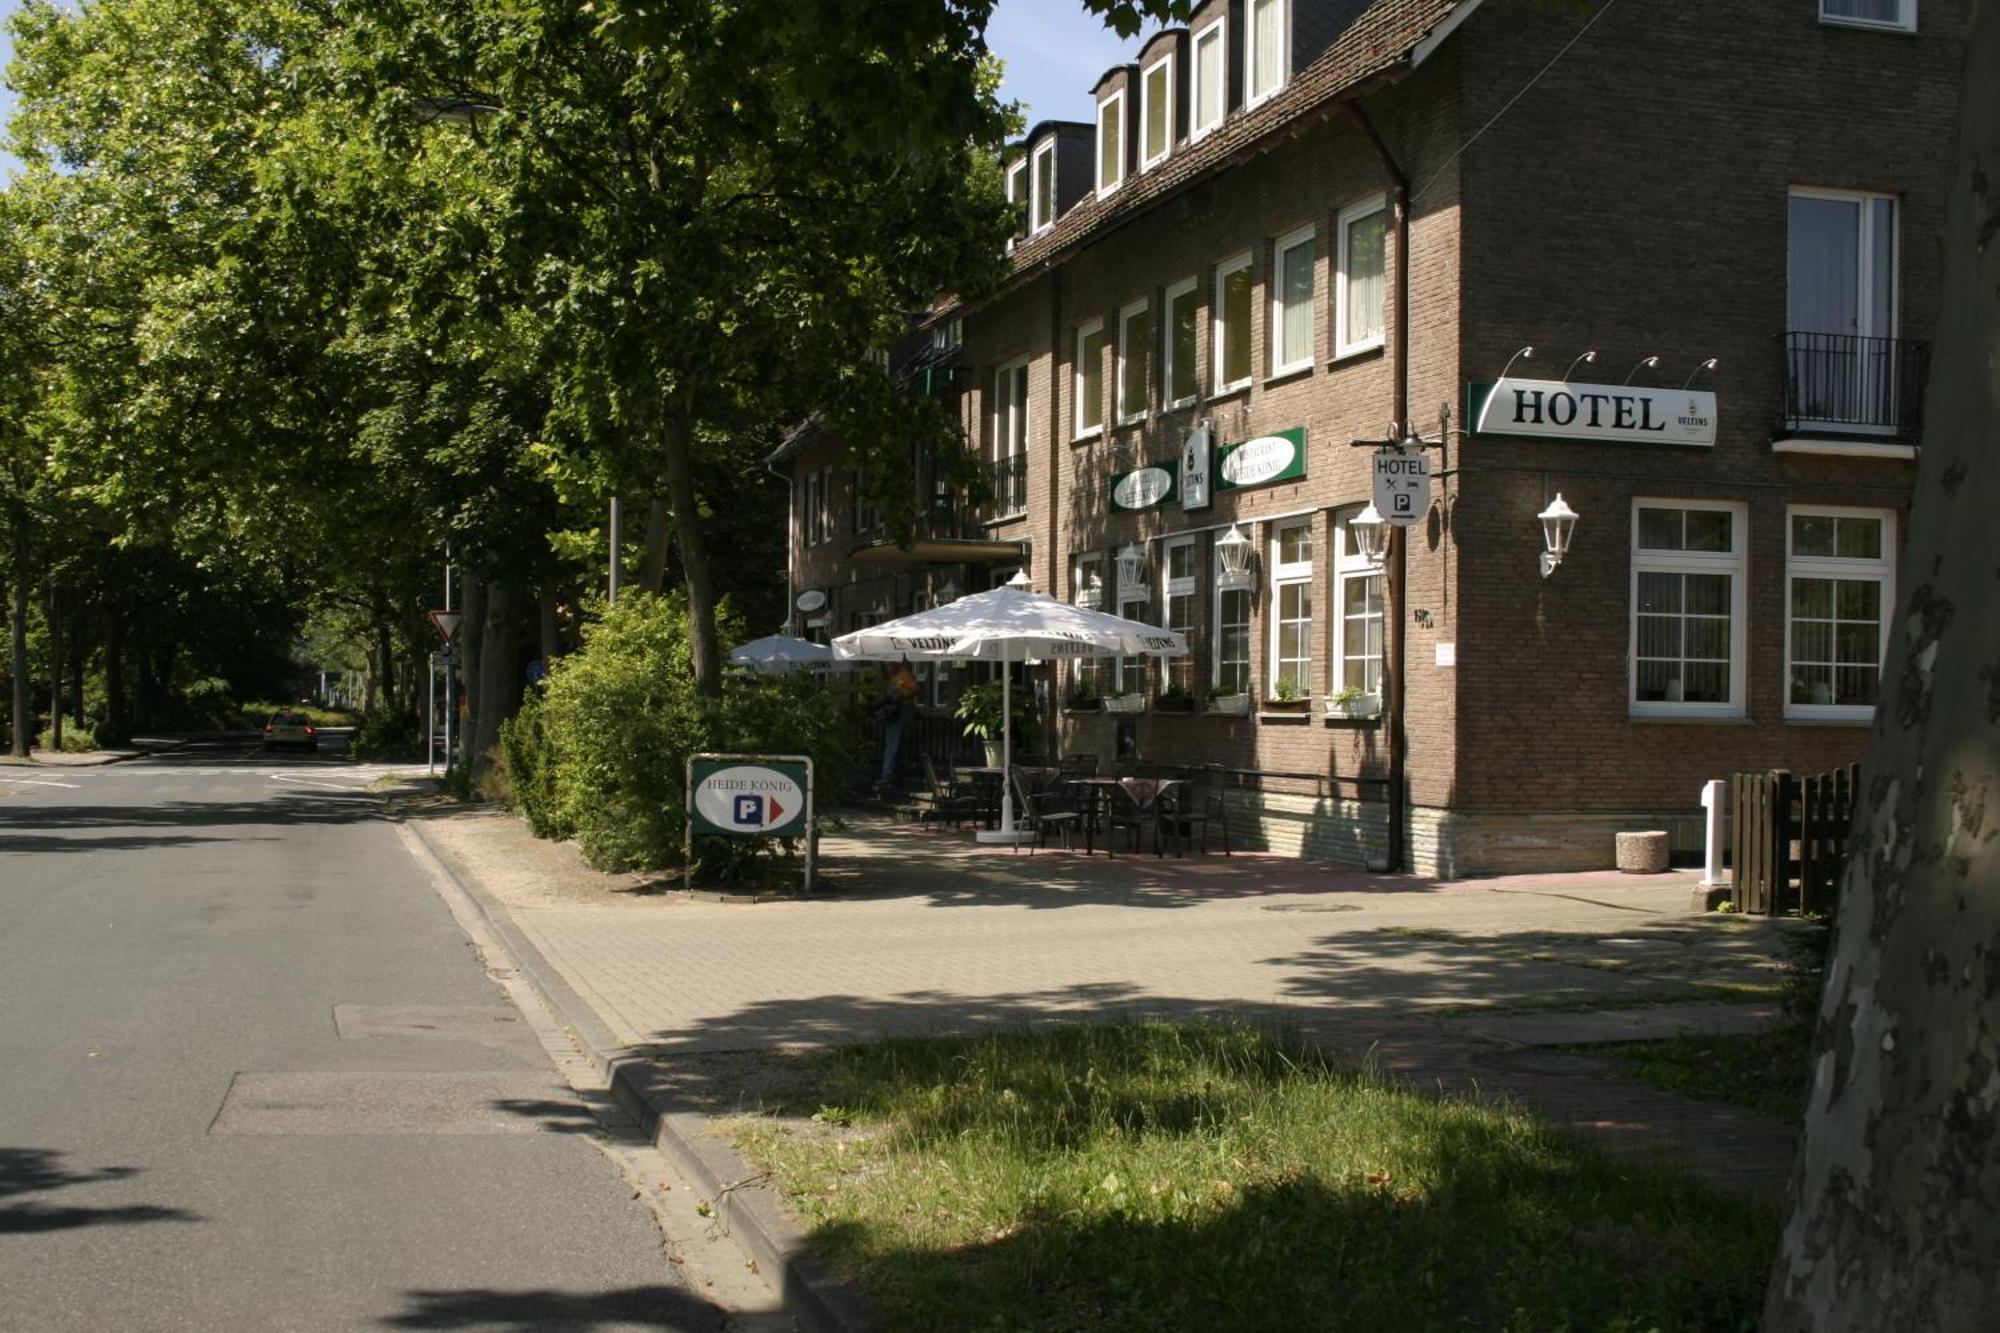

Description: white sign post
[1372,450,1433,527]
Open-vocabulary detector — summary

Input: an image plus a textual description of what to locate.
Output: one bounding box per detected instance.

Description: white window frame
[1213,546,1253,696]
[1190,18,1226,142]
[1005,160,1028,250]
[1030,139,1057,234]
[1270,224,1316,378]
[1268,517,1313,700]
[1073,318,1105,440]
[1332,507,1385,697]
[1788,186,1899,341]
[1096,89,1126,198]
[1116,565,1151,695]
[1213,250,1254,396]
[992,358,1030,519]
[1163,535,1197,693]
[1629,499,1749,720]
[1335,193,1389,359]
[1785,505,1896,722]
[1073,553,1107,694]
[1116,297,1151,425]
[1245,0,1288,110]
[1139,54,1173,171]
[1162,277,1199,410]
[1819,0,1917,33]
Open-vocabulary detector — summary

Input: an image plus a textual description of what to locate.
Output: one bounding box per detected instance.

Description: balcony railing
[985,453,1028,520]
[1778,332,1929,444]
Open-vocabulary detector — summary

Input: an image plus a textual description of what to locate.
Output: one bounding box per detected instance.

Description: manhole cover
[1260,903,1361,913]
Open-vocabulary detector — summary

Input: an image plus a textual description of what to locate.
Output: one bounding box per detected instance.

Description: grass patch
[728,1022,1777,1332]
[1594,1025,1814,1123]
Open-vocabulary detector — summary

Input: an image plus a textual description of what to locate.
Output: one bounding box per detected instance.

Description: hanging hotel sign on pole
[428,609,463,643]
[684,754,816,892]
[1179,424,1212,512]
[1372,450,1433,527]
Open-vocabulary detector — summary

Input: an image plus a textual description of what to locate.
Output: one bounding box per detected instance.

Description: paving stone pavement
[405,803,1808,1195]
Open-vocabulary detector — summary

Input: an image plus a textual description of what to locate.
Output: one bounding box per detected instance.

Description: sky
[0,0,1147,179]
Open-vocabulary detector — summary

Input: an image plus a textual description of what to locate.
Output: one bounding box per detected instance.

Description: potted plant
[1154,682,1196,712]
[1206,683,1251,716]
[956,681,1033,766]
[1104,688,1145,713]
[1265,675,1310,710]
[1325,685,1381,720]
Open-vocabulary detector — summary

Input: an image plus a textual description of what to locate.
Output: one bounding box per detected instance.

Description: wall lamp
[1682,357,1719,389]
[1623,355,1661,384]
[1564,350,1598,382]
[1116,543,1148,593]
[1538,494,1579,578]
[1215,523,1256,587]
[1349,504,1387,562]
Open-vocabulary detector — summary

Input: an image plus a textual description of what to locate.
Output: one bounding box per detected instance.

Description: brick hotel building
[776,0,1967,874]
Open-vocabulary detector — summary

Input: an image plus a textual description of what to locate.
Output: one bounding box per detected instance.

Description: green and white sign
[1109,462,1178,513]
[1216,426,1307,490]
[687,756,813,837]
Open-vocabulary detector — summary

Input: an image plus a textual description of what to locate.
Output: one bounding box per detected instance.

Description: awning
[847,537,1026,567]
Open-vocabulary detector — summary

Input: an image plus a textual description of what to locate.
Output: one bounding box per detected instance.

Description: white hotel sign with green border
[1109,462,1179,513]
[1473,378,1716,447]
[1216,426,1307,490]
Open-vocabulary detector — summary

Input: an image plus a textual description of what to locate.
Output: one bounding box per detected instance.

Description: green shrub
[350,709,423,760]
[36,724,100,754]
[528,592,860,879]
[499,695,571,840]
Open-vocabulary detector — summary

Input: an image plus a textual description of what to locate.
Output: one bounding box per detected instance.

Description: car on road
[263,710,318,753]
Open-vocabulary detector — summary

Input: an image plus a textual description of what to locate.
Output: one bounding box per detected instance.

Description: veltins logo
[693,765,805,834]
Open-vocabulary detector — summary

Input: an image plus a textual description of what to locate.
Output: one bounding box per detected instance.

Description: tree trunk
[47,590,61,750]
[637,493,673,594]
[8,519,28,758]
[660,407,722,696]
[470,578,521,787]
[1763,13,2000,1327]
[69,617,85,727]
[104,608,127,741]
[456,574,486,772]
[374,616,395,716]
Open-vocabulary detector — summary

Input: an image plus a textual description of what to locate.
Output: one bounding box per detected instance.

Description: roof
[957,0,1472,313]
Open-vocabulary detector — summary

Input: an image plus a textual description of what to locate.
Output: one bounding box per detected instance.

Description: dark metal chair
[1153,780,1227,856]
[917,754,983,830]
[1010,767,1081,854]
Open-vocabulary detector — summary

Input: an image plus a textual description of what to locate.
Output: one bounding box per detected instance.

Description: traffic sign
[428,610,463,643]
[1372,450,1433,527]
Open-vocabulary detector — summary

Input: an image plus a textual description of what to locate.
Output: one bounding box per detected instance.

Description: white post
[426,656,436,777]
[998,660,1015,832]
[1699,778,1726,888]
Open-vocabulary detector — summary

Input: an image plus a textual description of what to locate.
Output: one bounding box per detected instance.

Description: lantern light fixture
[1215,523,1256,586]
[1349,503,1387,562]
[1116,543,1148,591]
[1538,494,1579,577]
[936,578,960,605]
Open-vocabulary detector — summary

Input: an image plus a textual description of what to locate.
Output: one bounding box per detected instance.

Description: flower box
[1103,693,1146,714]
[1325,693,1381,720]
[1206,693,1251,716]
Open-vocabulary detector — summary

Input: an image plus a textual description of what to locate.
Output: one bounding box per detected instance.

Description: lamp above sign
[1474,377,1716,447]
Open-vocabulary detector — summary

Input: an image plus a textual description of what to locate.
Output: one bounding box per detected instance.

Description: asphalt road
[0,738,730,1332]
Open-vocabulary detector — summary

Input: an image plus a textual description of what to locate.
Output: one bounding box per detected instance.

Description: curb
[393,802,870,1333]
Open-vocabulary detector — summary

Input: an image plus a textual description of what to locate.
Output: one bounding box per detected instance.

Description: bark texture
[1764,10,2000,1325]
[660,408,722,697]
[9,519,28,758]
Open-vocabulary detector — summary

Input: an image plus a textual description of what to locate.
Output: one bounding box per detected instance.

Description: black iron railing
[1778,332,1929,443]
[986,453,1028,519]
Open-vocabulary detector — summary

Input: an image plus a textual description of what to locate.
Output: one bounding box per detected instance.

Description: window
[1787,188,1899,429]
[1631,502,1748,718]
[933,317,962,353]
[1073,554,1106,695]
[852,483,882,536]
[1140,57,1173,170]
[1820,0,1916,32]
[1333,508,1384,696]
[1271,226,1316,377]
[1336,195,1388,357]
[1163,278,1199,409]
[1005,161,1028,248]
[1214,547,1252,696]
[1164,536,1197,693]
[804,467,834,546]
[1191,19,1225,140]
[1030,140,1056,234]
[1269,518,1313,699]
[1246,0,1286,107]
[1074,320,1106,438]
[1117,562,1151,696]
[1787,507,1895,720]
[1117,299,1152,424]
[1097,90,1125,197]
[992,359,1029,518]
[1214,252,1254,394]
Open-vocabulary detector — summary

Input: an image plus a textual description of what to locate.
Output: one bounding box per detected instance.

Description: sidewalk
[397,798,1805,1326]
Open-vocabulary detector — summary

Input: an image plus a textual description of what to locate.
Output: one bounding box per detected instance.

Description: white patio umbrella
[728,633,834,674]
[832,571,1187,843]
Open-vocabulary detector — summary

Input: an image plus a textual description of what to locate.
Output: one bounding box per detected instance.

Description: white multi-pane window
[1005,161,1027,249]
[1269,518,1313,699]
[1787,507,1896,720]
[992,359,1029,519]
[1332,507,1384,696]
[1163,278,1199,409]
[1271,226,1316,377]
[1074,319,1106,438]
[1096,90,1125,197]
[1214,547,1253,696]
[1117,569,1150,696]
[1336,195,1388,357]
[1141,56,1173,169]
[1163,536,1197,693]
[1190,19,1225,141]
[1214,251,1254,394]
[1787,188,1899,430]
[1246,0,1286,107]
[804,467,834,546]
[1631,501,1748,718]
[1030,140,1056,234]
[1073,554,1106,695]
[1820,0,1916,32]
[1117,299,1152,424]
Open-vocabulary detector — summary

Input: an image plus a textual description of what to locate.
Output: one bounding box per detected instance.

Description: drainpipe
[1347,100,1411,876]
[766,458,796,635]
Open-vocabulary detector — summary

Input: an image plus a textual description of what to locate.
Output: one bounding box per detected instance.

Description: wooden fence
[1729,762,1860,915]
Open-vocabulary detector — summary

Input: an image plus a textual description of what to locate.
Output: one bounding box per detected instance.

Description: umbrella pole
[976,649,1032,845]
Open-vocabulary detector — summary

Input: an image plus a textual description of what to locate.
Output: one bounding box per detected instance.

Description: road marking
[2,777,81,788]
[269,774,372,792]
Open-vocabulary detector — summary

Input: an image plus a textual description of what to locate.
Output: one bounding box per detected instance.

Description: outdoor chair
[917,755,983,830]
[1009,767,1081,854]
[1153,781,1225,857]
[1100,781,1151,857]
[1057,754,1098,778]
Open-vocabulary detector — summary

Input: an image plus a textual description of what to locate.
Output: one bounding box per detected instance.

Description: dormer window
[1140,56,1173,170]
[1030,139,1056,234]
[1097,89,1126,197]
[1246,0,1287,107]
[1191,19,1225,140]
[1005,159,1028,248]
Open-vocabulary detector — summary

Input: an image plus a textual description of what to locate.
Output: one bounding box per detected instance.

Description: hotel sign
[1216,427,1307,491]
[1473,378,1716,447]
[1110,462,1178,513]
[1179,424,1213,512]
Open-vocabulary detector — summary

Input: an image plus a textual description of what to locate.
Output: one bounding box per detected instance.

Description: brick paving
[409,805,1805,1195]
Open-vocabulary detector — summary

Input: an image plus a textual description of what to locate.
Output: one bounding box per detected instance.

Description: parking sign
[1371,450,1433,528]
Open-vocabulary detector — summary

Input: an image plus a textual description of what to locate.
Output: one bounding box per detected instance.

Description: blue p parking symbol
[732,794,764,827]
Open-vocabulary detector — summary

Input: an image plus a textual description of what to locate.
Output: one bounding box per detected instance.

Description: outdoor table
[960,766,1008,827]
[1067,776,1176,854]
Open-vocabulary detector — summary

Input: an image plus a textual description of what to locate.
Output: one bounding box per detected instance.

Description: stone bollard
[1615,830,1670,874]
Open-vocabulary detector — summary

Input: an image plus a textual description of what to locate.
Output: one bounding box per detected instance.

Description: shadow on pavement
[0,1148,200,1233]
[380,1284,728,1330]
[0,793,382,837]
